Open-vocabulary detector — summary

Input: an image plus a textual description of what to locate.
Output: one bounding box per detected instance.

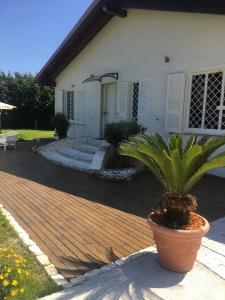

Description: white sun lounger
[0,132,17,150]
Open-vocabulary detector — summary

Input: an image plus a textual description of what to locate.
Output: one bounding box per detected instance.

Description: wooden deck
[1,142,225,280]
[0,142,154,279]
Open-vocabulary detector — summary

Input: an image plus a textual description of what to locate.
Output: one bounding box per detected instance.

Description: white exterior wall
[56,9,225,176]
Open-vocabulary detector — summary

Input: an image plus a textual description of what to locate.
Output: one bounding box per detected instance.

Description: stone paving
[198,217,225,280]
[41,217,225,300]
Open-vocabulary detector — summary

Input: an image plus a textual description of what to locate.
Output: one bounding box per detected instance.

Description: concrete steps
[38,137,109,172]
[56,147,94,163]
[40,150,91,171]
[74,144,98,155]
[86,138,104,147]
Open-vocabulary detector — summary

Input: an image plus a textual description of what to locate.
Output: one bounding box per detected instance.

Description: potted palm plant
[119,133,225,272]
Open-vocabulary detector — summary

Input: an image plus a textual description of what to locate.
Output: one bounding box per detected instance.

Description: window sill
[183,128,225,136]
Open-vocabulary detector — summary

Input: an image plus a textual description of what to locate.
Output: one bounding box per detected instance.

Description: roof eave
[36,0,225,86]
[35,0,113,86]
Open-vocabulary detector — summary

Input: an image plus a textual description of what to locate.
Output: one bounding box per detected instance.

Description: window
[67,91,74,121]
[187,70,225,134]
[131,82,139,122]
[63,91,74,121]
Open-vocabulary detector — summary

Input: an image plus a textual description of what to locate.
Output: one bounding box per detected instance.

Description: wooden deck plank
[18,181,143,255]
[2,184,148,275]
[24,182,151,250]
[0,193,69,271]
[22,178,152,240]
[2,187,105,264]
[1,142,225,278]
[13,184,133,260]
[0,143,155,279]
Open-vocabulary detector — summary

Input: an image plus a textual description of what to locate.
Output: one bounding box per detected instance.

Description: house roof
[36,0,225,86]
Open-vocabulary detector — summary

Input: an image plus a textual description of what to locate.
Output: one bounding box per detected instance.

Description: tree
[0,71,54,129]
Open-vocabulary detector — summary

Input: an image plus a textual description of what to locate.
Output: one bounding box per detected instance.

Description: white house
[36,0,225,177]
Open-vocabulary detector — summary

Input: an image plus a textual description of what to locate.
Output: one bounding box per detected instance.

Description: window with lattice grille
[132,82,139,122]
[187,70,225,133]
[64,91,74,121]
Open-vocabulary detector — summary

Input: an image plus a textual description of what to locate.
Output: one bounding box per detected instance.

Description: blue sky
[0,0,92,75]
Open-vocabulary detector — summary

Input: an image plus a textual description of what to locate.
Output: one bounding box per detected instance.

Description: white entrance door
[101,83,116,136]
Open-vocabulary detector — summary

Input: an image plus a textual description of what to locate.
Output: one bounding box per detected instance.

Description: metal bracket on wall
[82,73,119,84]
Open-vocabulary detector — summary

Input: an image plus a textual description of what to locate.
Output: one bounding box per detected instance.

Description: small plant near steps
[51,113,70,139]
[119,133,225,272]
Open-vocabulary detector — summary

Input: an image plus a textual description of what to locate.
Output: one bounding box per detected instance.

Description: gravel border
[95,165,146,182]
[0,203,69,288]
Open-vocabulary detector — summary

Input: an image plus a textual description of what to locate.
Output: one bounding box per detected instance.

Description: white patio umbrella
[0,102,17,131]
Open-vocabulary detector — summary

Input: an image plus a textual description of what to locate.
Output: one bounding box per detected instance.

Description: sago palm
[119,133,225,228]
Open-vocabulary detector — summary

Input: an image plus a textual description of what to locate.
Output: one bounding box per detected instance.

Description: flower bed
[0,248,31,299]
[0,210,59,299]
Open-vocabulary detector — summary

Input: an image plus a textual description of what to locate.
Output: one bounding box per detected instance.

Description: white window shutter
[73,88,78,122]
[55,89,64,113]
[62,90,67,116]
[116,81,130,121]
[75,87,85,124]
[165,73,186,133]
[74,88,79,123]
[138,78,150,117]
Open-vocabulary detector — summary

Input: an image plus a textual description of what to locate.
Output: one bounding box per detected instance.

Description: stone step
[38,138,110,173]
[75,144,98,154]
[86,138,104,147]
[40,150,91,171]
[56,147,93,163]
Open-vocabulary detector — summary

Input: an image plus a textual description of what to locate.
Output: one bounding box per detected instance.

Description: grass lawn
[0,210,60,299]
[2,130,54,141]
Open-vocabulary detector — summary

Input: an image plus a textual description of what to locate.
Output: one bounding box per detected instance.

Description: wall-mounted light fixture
[165,56,170,63]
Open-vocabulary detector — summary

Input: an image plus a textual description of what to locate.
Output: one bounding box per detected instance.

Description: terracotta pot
[147,212,210,272]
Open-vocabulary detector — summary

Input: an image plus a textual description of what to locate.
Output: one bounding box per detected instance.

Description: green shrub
[104,121,145,147]
[51,113,70,139]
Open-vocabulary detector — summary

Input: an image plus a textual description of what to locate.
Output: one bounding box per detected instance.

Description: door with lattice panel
[100,83,116,136]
